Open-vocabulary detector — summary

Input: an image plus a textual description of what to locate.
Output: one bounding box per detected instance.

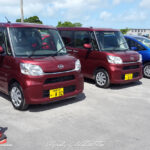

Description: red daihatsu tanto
[58,27,143,88]
[0,23,83,110]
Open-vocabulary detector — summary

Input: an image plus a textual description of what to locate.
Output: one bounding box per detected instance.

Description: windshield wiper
[54,40,74,55]
[55,46,66,55]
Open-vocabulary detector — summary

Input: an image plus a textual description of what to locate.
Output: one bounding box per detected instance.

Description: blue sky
[0,0,150,29]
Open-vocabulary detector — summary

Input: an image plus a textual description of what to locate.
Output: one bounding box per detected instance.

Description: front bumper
[21,71,84,104]
[108,62,143,84]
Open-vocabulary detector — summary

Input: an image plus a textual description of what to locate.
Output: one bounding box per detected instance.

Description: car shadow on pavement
[84,78,142,89]
[28,93,86,112]
[110,80,142,90]
[0,92,10,101]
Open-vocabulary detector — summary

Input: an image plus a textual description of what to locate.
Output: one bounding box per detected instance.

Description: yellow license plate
[49,88,64,98]
[125,73,133,80]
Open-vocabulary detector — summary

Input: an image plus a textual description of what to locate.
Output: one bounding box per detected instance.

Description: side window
[74,31,91,49]
[4,29,12,55]
[0,28,5,47]
[125,38,133,48]
[126,38,145,51]
[0,27,12,55]
[60,31,73,46]
[136,42,145,51]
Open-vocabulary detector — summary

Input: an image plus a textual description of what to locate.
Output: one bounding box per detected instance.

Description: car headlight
[20,63,44,76]
[107,55,123,64]
[75,59,81,71]
[138,54,142,63]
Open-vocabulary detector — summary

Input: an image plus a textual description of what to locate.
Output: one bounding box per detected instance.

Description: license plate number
[49,88,64,98]
[125,73,133,80]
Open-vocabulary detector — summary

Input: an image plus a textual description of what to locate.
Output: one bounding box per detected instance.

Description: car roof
[0,22,56,29]
[58,27,119,32]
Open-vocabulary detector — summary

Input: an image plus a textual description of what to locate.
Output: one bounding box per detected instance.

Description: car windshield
[135,37,150,48]
[95,31,129,51]
[9,27,67,57]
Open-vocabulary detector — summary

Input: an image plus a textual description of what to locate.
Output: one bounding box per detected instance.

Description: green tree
[16,16,43,24]
[120,28,130,34]
[57,21,82,27]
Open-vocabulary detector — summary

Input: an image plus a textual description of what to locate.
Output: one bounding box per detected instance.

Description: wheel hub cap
[11,87,22,107]
[144,65,150,77]
[96,72,106,86]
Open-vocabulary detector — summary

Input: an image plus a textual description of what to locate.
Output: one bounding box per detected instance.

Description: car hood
[17,55,76,73]
[106,50,140,63]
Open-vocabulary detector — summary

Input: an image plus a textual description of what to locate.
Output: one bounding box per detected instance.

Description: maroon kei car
[58,27,143,88]
[0,23,83,110]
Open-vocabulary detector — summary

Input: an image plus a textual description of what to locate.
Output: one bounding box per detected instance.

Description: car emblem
[130,56,134,61]
[57,64,64,69]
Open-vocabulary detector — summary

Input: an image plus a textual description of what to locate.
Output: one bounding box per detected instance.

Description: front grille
[44,75,75,84]
[43,85,76,98]
[123,65,139,70]
[121,72,139,80]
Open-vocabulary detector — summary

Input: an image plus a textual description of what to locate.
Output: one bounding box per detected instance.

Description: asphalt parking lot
[0,78,150,150]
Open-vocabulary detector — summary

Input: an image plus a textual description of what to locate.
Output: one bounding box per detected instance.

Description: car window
[96,31,128,51]
[10,28,67,57]
[0,27,12,55]
[74,31,91,49]
[0,28,4,46]
[135,37,150,48]
[60,31,74,47]
[126,37,145,51]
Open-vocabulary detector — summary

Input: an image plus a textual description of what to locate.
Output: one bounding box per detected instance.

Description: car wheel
[10,82,28,110]
[143,63,150,78]
[95,69,110,88]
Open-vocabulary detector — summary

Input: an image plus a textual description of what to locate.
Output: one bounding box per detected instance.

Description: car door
[71,31,90,75]
[72,31,100,78]
[0,27,13,94]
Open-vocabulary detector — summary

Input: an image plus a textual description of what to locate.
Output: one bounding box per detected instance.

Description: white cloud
[0,6,20,17]
[113,0,121,5]
[0,0,108,22]
[0,0,18,5]
[47,0,107,19]
[24,3,44,16]
[116,10,147,22]
[100,11,112,20]
[140,0,150,8]
[0,0,20,18]
[0,0,146,29]
[113,0,134,5]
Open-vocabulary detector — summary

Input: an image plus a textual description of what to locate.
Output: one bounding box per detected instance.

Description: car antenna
[5,17,11,23]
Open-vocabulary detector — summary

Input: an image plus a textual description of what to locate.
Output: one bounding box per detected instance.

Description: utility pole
[20,0,24,23]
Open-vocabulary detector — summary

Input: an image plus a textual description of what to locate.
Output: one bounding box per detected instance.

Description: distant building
[127,29,150,38]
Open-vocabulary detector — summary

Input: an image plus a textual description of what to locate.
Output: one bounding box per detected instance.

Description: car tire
[9,82,28,110]
[143,63,150,78]
[95,69,110,88]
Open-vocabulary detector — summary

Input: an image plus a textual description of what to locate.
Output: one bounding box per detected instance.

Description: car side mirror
[131,47,137,50]
[0,46,4,54]
[83,43,92,49]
